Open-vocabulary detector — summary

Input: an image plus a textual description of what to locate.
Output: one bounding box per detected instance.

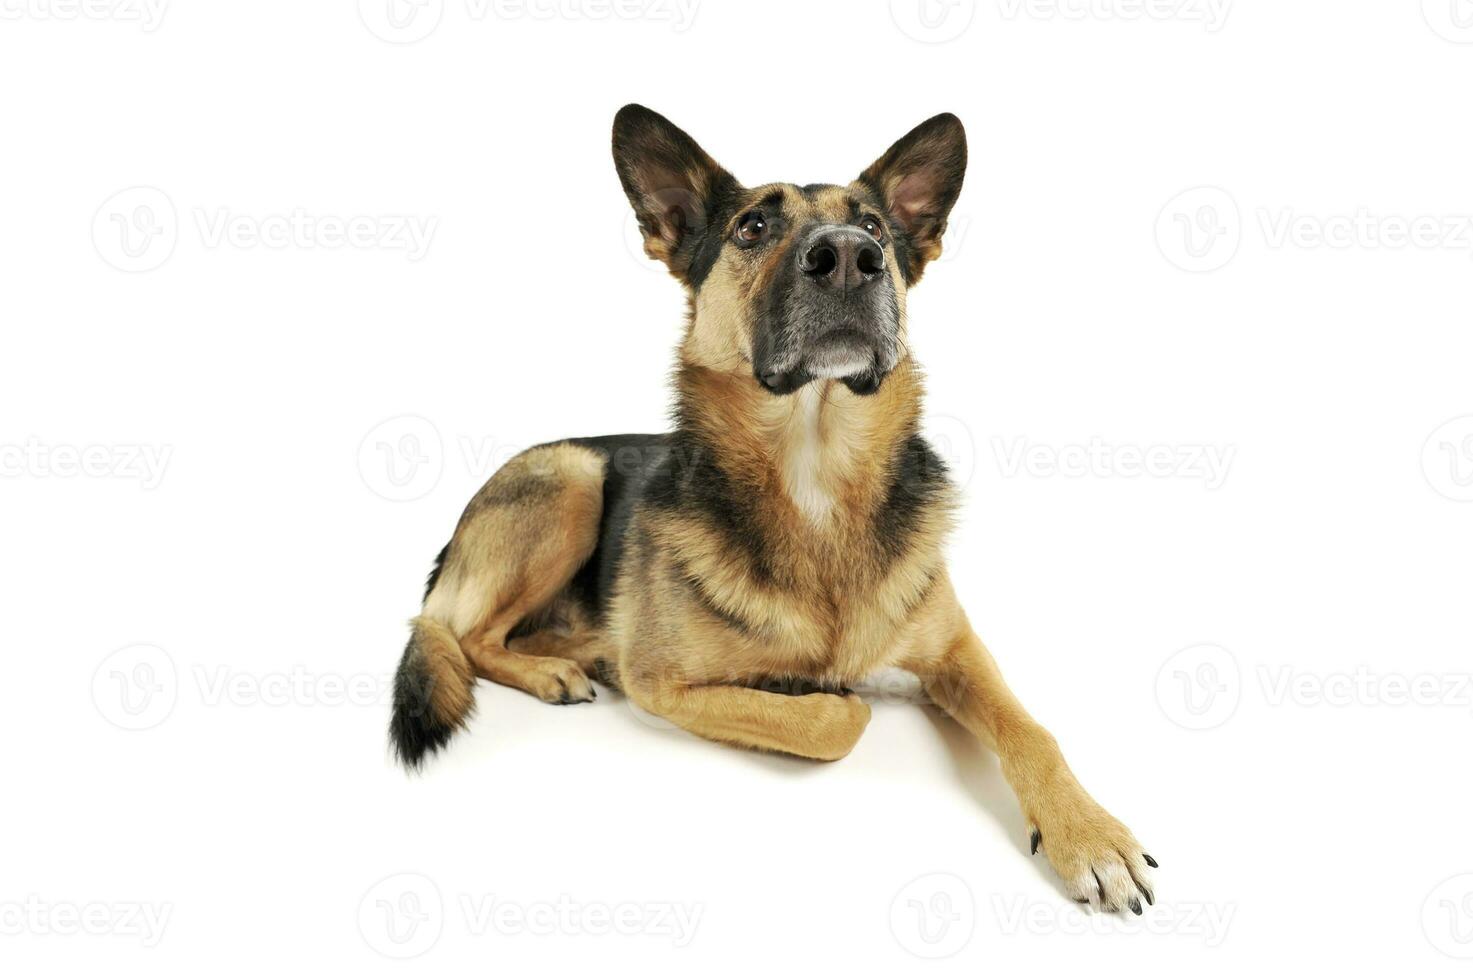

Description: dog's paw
[528,659,597,705]
[1027,788,1156,914]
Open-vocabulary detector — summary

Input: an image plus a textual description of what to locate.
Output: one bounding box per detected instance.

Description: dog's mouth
[757,324,891,397]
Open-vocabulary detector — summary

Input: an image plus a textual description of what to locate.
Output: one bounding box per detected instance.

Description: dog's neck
[673,358,927,530]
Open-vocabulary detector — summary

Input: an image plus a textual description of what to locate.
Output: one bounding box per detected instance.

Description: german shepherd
[390,105,1156,914]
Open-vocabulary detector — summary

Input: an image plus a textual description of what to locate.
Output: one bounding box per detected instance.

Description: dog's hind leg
[420,443,606,706]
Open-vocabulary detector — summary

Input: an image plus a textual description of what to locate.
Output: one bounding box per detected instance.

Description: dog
[390,105,1157,914]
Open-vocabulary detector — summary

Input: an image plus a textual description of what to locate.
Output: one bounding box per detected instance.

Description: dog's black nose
[798,227,884,292]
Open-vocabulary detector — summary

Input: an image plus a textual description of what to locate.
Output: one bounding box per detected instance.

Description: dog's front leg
[909,624,1157,913]
[627,677,871,762]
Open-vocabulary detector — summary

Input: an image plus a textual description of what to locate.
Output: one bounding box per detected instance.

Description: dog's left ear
[613,104,738,283]
[858,113,967,282]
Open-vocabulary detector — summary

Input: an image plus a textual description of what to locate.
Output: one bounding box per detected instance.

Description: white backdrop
[3,1,1472,975]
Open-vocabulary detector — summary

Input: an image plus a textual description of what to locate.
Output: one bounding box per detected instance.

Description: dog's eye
[735,211,768,244]
[859,215,885,243]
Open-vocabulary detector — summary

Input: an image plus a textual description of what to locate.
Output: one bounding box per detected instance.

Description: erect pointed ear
[612,104,739,284]
[857,113,966,283]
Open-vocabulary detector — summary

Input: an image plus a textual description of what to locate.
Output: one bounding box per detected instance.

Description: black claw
[1122,851,1154,906]
[1030,829,1041,855]
[1074,898,1090,905]
[1143,854,1159,869]
[1129,897,1142,916]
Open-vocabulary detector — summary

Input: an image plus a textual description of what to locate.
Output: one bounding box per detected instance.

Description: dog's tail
[391,547,476,769]
[390,615,475,769]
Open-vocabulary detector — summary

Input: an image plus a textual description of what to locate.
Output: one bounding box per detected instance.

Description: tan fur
[621,359,951,688]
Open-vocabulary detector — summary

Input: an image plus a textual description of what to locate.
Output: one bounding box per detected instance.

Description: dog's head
[613,104,965,396]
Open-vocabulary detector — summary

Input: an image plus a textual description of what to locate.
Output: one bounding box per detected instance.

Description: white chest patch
[780,387,837,523]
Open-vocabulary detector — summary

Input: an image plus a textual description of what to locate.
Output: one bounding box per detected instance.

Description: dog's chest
[731,494,945,683]
[759,549,938,684]
[778,389,840,524]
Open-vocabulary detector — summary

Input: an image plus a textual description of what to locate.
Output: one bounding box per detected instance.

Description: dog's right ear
[858,113,966,284]
[613,104,737,283]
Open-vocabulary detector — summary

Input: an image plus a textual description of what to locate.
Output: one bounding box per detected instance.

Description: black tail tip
[389,644,468,771]
[389,700,459,771]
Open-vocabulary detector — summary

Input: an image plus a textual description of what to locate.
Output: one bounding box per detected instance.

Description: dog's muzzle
[754,224,900,397]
